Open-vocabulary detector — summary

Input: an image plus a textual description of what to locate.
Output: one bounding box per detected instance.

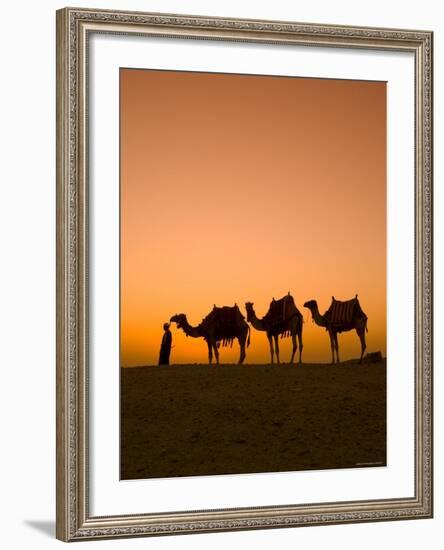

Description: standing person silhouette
[158,322,172,365]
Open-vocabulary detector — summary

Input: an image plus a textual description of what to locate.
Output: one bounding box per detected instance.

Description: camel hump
[326,295,365,325]
[202,304,245,327]
[263,293,298,325]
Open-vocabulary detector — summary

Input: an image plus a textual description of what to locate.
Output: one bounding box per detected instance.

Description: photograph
[119,68,387,480]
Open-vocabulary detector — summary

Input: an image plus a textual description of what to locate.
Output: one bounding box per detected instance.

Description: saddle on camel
[324,294,367,331]
[263,293,299,338]
[201,304,247,348]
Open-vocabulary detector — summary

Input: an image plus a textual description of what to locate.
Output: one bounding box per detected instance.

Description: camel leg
[357,326,366,364]
[239,343,246,364]
[207,341,213,364]
[333,332,340,364]
[267,334,274,364]
[274,334,280,364]
[297,327,303,366]
[213,341,220,365]
[290,332,297,365]
[328,329,335,365]
[238,334,246,364]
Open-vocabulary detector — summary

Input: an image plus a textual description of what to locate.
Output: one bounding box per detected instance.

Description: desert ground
[121,359,386,480]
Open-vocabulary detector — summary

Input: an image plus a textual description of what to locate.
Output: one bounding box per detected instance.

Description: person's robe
[158,330,172,365]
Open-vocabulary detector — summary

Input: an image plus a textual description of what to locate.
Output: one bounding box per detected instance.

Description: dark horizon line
[121,357,386,369]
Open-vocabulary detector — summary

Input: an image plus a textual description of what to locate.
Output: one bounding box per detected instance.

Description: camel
[170,304,250,365]
[303,295,368,364]
[245,293,303,365]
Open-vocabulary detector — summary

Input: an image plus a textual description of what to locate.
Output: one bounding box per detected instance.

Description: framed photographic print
[56,7,433,541]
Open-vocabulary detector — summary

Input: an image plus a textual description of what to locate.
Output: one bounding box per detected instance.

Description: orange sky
[120,69,386,366]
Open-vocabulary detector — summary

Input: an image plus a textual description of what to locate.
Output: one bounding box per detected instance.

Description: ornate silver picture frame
[56,7,433,541]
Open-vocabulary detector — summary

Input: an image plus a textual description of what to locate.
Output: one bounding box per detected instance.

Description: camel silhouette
[304,295,368,364]
[170,304,250,365]
[245,293,303,365]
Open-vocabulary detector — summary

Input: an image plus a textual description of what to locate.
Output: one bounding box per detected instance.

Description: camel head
[244,302,255,322]
[170,313,186,329]
[303,299,317,311]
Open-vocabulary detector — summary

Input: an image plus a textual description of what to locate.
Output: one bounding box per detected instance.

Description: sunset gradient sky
[120,69,386,366]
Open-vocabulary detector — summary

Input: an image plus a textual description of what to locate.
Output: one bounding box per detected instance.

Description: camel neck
[180,317,201,338]
[248,309,267,331]
[310,304,326,327]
